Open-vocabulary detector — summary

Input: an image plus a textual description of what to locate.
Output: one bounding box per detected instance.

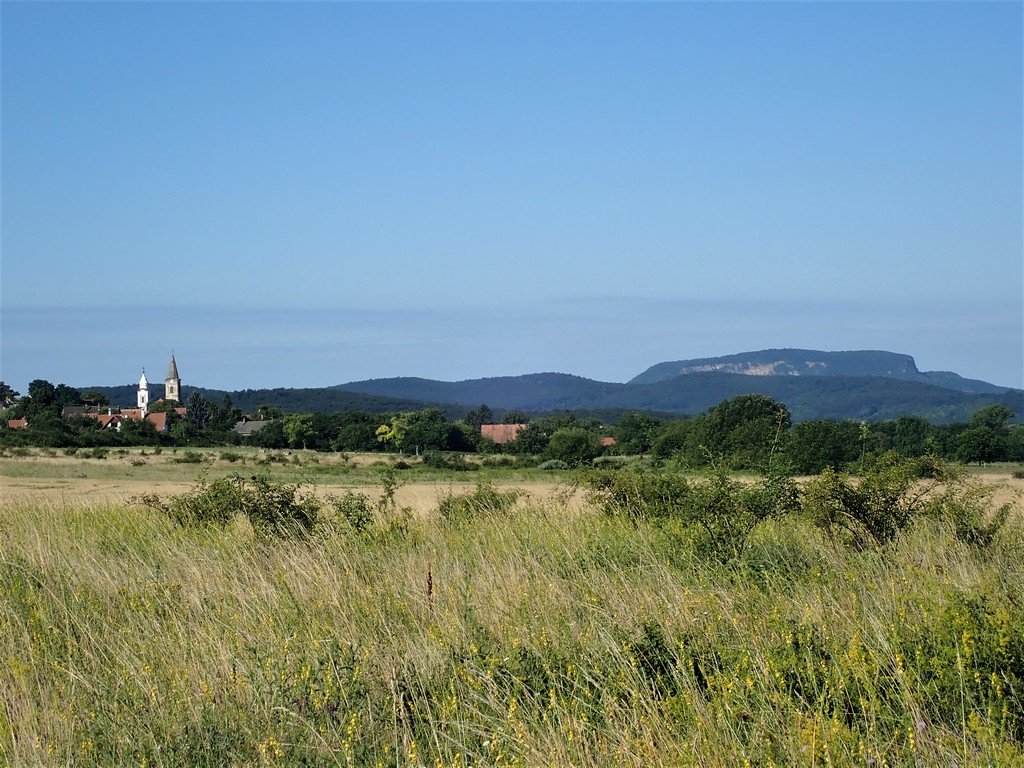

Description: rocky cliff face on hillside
[630,349,1005,394]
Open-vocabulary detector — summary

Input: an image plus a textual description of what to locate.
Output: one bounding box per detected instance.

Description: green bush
[683,468,799,560]
[537,459,568,471]
[544,428,602,467]
[585,469,692,521]
[139,476,241,528]
[241,476,320,539]
[437,482,522,525]
[901,589,1024,740]
[480,455,515,468]
[930,469,1015,549]
[591,455,631,469]
[586,467,799,560]
[139,475,320,539]
[329,491,374,533]
[172,451,205,464]
[802,453,938,549]
[421,452,479,472]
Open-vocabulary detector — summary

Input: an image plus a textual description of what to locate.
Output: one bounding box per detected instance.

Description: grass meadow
[1,449,1022,767]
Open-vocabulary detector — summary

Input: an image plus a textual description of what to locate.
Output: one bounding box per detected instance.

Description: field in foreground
[1,455,1023,766]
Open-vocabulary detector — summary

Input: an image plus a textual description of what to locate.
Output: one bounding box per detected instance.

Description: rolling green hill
[80,350,1023,423]
[336,371,1022,423]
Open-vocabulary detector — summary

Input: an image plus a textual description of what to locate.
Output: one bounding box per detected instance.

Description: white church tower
[137,370,149,416]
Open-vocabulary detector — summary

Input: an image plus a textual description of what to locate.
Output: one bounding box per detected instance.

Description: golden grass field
[0,448,581,512]
[1,448,1022,767]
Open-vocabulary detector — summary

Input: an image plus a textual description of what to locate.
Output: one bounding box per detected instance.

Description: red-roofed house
[480,423,527,445]
[146,412,171,433]
[601,436,617,447]
[7,418,28,429]
[95,414,124,430]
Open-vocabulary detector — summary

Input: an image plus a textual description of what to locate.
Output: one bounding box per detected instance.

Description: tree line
[2,380,1021,469]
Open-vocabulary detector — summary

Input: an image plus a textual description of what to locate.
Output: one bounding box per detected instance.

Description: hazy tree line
[2,380,1021,469]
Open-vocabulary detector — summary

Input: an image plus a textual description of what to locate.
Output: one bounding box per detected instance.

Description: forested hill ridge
[630,349,1009,393]
[80,350,1023,424]
[333,371,1022,424]
[81,384,453,418]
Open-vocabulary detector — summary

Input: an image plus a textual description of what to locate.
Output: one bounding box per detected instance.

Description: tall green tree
[465,404,494,429]
[403,409,452,454]
[0,381,18,404]
[702,394,791,469]
[893,415,932,458]
[614,412,662,455]
[785,420,861,474]
[970,404,1015,431]
[283,413,316,450]
[80,389,109,407]
[501,410,529,425]
[544,428,602,467]
[185,392,211,434]
[53,384,82,407]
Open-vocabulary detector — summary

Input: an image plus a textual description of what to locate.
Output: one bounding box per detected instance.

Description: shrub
[139,476,242,528]
[930,467,1015,549]
[172,451,205,464]
[585,469,692,521]
[63,447,79,456]
[421,452,479,472]
[586,467,799,560]
[802,452,943,549]
[241,475,320,539]
[437,482,522,525]
[591,455,631,469]
[256,453,287,465]
[220,451,244,463]
[329,491,374,533]
[537,459,568,471]
[480,455,516,468]
[683,468,799,560]
[1012,470,1024,480]
[544,428,602,467]
[139,475,320,539]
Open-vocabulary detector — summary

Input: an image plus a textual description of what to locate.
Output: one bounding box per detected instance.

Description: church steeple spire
[165,352,181,403]
[138,369,149,415]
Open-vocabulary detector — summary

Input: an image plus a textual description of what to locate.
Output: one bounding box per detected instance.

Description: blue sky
[2,2,1021,392]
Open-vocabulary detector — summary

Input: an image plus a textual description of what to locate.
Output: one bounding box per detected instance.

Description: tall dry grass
[1,486,1022,766]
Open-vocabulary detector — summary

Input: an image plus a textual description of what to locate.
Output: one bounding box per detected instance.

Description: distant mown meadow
[2,446,1022,767]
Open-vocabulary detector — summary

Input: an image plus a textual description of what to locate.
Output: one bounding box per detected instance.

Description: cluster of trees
[612,396,1024,472]
[2,380,1021,470]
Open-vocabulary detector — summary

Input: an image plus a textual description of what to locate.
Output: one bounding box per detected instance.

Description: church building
[82,353,184,432]
[137,353,182,417]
